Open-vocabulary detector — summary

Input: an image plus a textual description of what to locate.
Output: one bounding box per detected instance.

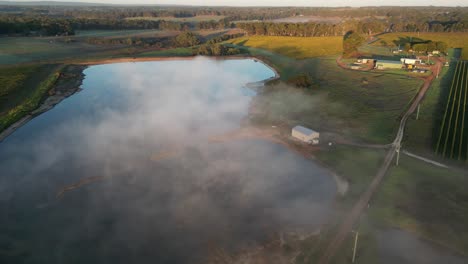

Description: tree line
[1,5,468,36]
[237,20,468,38]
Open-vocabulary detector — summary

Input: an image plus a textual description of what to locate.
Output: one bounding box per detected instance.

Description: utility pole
[396,144,401,166]
[416,104,420,120]
[352,230,359,263]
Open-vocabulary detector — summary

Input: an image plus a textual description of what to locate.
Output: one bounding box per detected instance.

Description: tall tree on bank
[343,30,364,58]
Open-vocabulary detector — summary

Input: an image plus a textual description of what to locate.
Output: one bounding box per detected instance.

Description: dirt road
[317,57,444,264]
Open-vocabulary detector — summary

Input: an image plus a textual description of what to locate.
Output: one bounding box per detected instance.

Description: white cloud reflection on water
[0,58,336,263]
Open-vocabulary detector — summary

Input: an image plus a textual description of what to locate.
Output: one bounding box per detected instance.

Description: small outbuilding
[401,58,422,65]
[292,125,320,144]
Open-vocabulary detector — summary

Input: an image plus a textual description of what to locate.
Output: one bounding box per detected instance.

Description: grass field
[370,155,468,254]
[374,32,468,60]
[435,61,468,160]
[0,64,62,132]
[249,55,422,144]
[125,15,226,22]
[228,36,343,59]
[74,29,163,38]
[0,66,37,113]
[0,30,229,65]
[404,66,450,155]
[139,47,194,57]
[316,146,387,204]
[0,36,132,65]
[293,145,385,264]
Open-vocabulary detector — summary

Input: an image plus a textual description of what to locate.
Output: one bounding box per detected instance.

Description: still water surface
[0,58,336,263]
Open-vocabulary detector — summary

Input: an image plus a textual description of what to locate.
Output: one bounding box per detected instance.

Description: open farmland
[374,32,468,60]
[250,57,422,144]
[228,36,343,59]
[74,29,164,38]
[435,61,468,160]
[125,15,226,22]
[0,36,132,65]
[0,64,61,131]
[371,154,468,254]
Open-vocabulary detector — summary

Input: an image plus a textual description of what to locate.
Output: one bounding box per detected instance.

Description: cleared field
[139,47,194,57]
[293,145,386,264]
[0,64,62,132]
[0,30,228,65]
[435,61,468,160]
[404,66,450,155]
[374,32,468,60]
[0,37,121,64]
[228,36,343,59]
[74,29,165,38]
[75,29,157,37]
[250,56,422,144]
[370,155,468,254]
[269,16,343,24]
[125,15,226,22]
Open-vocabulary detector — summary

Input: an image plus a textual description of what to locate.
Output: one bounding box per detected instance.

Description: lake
[0,58,336,263]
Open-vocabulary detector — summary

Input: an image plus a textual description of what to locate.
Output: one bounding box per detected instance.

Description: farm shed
[401,58,422,65]
[292,126,320,144]
[357,58,374,64]
[375,60,402,70]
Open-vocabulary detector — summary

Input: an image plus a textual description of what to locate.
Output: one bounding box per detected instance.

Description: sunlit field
[125,15,226,22]
[374,32,468,60]
[229,36,343,59]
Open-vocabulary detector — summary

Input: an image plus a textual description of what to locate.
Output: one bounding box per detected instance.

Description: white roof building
[401,58,422,65]
[292,126,320,144]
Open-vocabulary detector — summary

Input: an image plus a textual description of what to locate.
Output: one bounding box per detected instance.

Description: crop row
[435,61,468,160]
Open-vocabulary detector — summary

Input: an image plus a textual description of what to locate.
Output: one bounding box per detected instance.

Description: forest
[1,5,468,36]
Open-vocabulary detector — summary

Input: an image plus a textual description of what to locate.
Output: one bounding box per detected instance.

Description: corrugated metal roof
[293,125,317,136]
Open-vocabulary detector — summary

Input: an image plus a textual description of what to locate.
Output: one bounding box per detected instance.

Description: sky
[11,0,468,6]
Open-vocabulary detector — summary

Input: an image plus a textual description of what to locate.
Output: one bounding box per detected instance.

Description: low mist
[0,58,336,263]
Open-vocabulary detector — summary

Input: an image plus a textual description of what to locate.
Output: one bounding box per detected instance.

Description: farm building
[356,58,374,64]
[401,58,422,65]
[292,125,320,144]
[375,60,402,70]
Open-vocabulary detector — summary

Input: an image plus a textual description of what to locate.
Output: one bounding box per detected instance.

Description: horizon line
[2,1,467,7]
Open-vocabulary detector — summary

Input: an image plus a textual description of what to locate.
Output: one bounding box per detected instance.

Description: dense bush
[197,44,241,56]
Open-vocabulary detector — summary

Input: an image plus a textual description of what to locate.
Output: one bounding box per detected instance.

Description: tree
[435,41,448,52]
[343,30,364,58]
[404,42,411,52]
[427,41,436,52]
[287,74,313,88]
[174,32,200,47]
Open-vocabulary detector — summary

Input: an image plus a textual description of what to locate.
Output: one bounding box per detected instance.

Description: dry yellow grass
[375,32,468,60]
[229,36,343,59]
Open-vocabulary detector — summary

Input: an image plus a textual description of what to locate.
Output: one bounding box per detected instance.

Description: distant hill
[0,1,183,6]
[0,1,111,6]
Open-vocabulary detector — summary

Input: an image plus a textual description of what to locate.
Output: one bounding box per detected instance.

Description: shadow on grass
[392,36,432,47]
[235,39,248,46]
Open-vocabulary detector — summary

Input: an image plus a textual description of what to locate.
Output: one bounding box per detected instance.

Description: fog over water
[0,58,336,263]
